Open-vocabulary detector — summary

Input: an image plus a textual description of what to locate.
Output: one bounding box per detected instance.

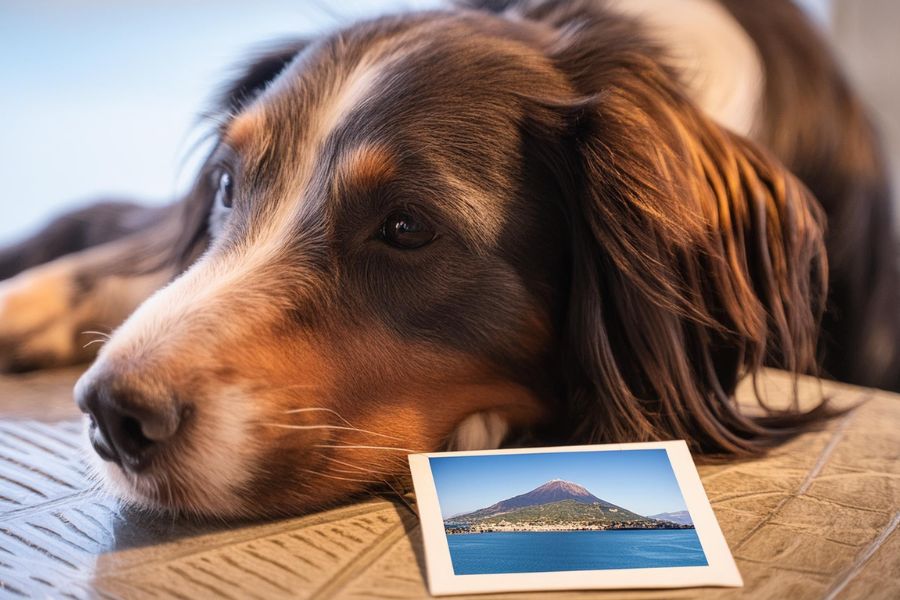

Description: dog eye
[379,211,435,249]
[212,168,234,209]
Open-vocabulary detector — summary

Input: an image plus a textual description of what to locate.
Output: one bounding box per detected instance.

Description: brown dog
[0,0,896,517]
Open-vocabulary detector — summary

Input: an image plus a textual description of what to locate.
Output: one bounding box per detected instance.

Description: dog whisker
[80,330,111,340]
[260,382,320,394]
[330,467,381,476]
[280,408,409,447]
[281,406,381,435]
[313,443,421,453]
[328,457,394,476]
[262,423,402,441]
[284,406,342,415]
[326,457,397,475]
[300,468,381,485]
[283,406,356,429]
[82,338,107,349]
[380,477,417,515]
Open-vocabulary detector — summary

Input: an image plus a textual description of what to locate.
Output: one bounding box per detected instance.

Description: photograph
[410,441,743,595]
[433,449,705,574]
[1,0,897,597]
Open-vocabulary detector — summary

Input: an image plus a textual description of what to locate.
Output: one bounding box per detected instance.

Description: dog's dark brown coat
[1,0,897,517]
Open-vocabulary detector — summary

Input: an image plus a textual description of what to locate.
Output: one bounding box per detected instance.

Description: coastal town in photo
[428,449,708,575]
[443,478,695,534]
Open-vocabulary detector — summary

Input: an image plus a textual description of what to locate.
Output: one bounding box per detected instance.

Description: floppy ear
[167,38,310,267]
[212,38,310,115]
[550,57,829,455]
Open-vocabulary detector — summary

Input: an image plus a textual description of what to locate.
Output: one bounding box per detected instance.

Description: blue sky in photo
[429,449,690,519]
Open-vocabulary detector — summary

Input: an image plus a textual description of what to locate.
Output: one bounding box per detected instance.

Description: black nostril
[76,376,182,471]
[86,414,118,464]
[116,415,156,459]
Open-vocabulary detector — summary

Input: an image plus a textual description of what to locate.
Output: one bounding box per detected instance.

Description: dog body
[609,0,763,136]
[1,0,896,517]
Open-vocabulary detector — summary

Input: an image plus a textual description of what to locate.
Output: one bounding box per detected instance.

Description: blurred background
[0,0,897,246]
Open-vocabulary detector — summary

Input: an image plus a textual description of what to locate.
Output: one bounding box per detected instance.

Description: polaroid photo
[408,440,742,596]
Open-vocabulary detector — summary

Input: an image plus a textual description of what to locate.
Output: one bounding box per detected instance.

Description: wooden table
[0,368,896,599]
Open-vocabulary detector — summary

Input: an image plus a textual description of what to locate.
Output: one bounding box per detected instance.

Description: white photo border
[408,440,743,596]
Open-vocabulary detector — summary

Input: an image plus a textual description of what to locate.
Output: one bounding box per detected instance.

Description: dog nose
[76,377,182,471]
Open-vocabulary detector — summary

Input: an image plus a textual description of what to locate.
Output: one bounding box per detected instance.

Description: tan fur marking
[225,109,266,150]
[338,143,396,190]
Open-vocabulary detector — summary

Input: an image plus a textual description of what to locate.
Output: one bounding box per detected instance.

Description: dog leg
[0,220,183,373]
[0,200,170,281]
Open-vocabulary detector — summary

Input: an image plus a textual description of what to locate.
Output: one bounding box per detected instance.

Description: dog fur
[1,0,897,517]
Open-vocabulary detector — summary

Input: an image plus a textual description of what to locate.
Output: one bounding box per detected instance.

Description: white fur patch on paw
[0,265,72,337]
[0,264,77,367]
[446,412,509,451]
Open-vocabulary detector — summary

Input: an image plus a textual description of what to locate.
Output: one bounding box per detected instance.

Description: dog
[0,0,897,518]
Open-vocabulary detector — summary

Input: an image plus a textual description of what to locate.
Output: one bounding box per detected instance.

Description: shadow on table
[392,493,429,583]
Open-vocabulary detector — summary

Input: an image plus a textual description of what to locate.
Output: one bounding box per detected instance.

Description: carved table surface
[0,368,896,599]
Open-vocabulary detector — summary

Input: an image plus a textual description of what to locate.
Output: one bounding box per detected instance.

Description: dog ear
[88,39,311,278]
[168,38,310,268]
[545,59,830,455]
[212,38,310,115]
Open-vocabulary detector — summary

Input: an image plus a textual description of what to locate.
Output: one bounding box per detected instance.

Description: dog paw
[0,264,85,372]
[445,412,510,451]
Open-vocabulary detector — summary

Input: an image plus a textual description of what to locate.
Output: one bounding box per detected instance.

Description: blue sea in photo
[447,529,708,575]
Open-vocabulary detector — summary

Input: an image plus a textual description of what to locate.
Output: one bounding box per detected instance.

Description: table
[0,368,896,599]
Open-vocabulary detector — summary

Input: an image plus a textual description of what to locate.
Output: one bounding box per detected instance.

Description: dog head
[74,3,826,517]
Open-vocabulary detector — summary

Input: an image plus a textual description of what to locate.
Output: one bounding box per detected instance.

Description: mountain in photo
[451,479,604,520]
[649,510,693,526]
[445,479,693,532]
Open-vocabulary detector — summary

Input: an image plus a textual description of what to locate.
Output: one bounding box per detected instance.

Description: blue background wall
[3,0,896,247]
